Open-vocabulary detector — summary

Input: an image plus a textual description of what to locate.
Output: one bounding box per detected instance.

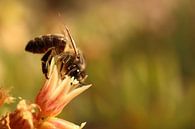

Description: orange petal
[38,117,86,129]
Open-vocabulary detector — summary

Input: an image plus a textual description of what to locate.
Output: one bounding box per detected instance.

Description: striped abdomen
[25,34,66,54]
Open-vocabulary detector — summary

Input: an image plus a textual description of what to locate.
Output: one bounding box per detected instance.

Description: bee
[25,28,87,83]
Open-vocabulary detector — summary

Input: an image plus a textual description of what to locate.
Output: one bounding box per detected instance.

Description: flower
[35,65,91,118]
[0,99,37,129]
[35,63,91,129]
[0,58,91,129]
[0,88,15,107]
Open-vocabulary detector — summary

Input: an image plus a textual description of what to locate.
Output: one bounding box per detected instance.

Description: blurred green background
[0,0,195,129]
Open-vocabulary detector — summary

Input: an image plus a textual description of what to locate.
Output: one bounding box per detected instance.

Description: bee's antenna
[64,27,78,56]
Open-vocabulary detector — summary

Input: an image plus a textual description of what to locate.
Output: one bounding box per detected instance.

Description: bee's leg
[55,56,65,79]
[41,47,57,79]
[56,54,72,79]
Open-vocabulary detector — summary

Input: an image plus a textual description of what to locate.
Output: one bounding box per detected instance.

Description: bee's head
[69,68,87,84]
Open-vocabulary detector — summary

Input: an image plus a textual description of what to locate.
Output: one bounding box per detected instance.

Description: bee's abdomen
[25,35,66,54]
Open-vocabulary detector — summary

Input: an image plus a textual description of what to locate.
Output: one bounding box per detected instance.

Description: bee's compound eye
[77,69,80,72]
